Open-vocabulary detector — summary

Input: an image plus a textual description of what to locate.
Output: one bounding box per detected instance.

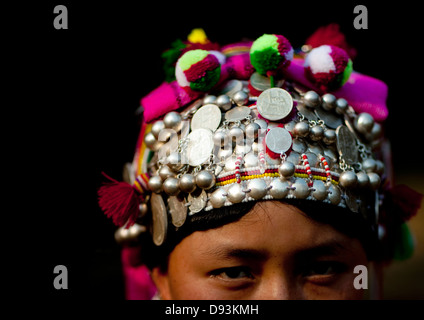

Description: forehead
[174,201,357,259]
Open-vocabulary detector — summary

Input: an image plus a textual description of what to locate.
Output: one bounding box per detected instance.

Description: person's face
[152,201,368,300]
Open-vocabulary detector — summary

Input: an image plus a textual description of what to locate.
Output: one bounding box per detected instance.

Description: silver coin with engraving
[168,196,187,228]
[224,106,251,122]
[188,190,207,215]
[151,193,168,246]
[191,104,222,132]
[336,125,358,165]
[186,128,214,167]
[265,127,293,154]
[256,88,293,121]
[314,106,343,129]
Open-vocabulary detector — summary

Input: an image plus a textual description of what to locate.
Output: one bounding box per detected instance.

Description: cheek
[166,267,224,300]
[166,250,252,300]
[165,248,219,299]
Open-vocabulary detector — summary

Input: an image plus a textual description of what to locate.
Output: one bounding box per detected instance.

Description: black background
[16,0,423,302]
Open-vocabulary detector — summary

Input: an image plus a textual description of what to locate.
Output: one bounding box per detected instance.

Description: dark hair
[137,198,379,271]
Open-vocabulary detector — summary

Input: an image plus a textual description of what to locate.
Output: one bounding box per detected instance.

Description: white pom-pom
[304,45,335,74]
[175,62,190,88]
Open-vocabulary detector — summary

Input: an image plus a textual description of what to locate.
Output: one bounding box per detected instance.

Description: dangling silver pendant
[150,193,168,246]
[314,105,343,129]
[168,195,188,228]
[335,125,359,165]
[188,190,207,215]
[225,106,251,122]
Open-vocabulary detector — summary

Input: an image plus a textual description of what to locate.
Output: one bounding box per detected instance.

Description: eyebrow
[201,239,349,262]
[294,240,349,261]
[203,246,269,262]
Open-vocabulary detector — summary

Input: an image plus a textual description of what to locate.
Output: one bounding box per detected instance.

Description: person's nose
[255,271,304,300]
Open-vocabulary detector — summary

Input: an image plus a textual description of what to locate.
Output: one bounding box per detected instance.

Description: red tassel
[98,173,140,228]
[389,184,423,221]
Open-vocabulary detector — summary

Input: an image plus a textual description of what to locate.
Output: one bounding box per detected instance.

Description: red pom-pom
[98,173,140,228]
[305,23,357,59]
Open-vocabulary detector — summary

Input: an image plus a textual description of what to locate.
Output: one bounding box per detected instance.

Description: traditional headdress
[98,27,421,274]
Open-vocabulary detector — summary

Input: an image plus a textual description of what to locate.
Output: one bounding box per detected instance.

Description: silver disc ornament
[265,127,293,154]
[186,128,214,167]
[218,79,243,98]
[296,103,318,122]
[335,125,358,165]
[150,193,168,246]
[188,190,208,215]
[250,72,284,92]
[314,106,343,129]
[191,104,222,132]
[224,106,251,122]
[168,196,188,228]
[345,190,359,213]
[256,88,293,121]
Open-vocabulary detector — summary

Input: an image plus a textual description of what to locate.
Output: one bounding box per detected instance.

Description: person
[98,27,422,300]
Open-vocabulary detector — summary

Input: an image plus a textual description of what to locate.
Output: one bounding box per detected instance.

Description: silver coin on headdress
[345,190,359,213]
[186,128,214,167]
[256,88,293,121]
[314,106,343,129]
[250,72,284,91]
[225,106,251,122]
[188,190,208,215]
[291,138,307,154]
[296,103,318,122]
[150,193,168,246]
[168,196,188,228]
[335,125,359,165]
[219,79,243,98]
[265,127,293,154]
[191,104,222,132]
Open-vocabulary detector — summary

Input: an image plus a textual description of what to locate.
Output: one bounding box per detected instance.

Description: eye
[303,261,346,279]
[210,266,254,281]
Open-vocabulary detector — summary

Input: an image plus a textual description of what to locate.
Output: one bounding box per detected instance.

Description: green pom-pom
[189,67,221,91]
[340,59,353,86]
[175,49,221,92]
[250,34,293,76]
[250,34,281,75]
[393,222,415,261]
[177,49,209,71]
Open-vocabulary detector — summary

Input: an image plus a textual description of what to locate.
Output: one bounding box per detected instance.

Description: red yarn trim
[184,54,220,82]
[216,167,339,184]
